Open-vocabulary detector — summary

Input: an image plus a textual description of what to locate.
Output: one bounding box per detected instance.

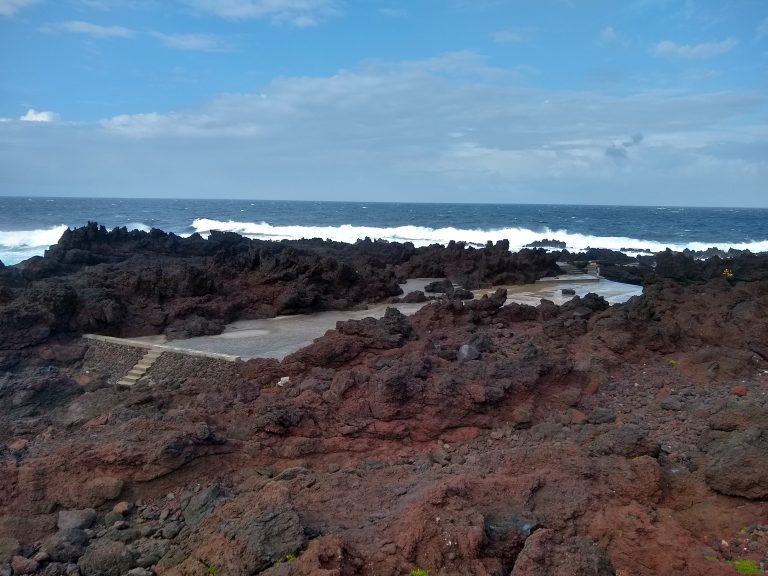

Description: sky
[0,0,766,206]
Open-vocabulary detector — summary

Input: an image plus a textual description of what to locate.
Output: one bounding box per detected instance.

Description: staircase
[117,348,163,386]
[556,261,586,275]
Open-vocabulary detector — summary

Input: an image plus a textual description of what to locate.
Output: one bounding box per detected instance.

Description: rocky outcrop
[0,223,406,350]
[396,240,561,288]
[704,427,768,499]
[0,225,568,354]
[1,238,768,576]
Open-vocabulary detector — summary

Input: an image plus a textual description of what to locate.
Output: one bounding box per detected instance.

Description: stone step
[117,350,163,387]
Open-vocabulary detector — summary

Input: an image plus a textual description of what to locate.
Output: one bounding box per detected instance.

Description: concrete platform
[88,277,641,362]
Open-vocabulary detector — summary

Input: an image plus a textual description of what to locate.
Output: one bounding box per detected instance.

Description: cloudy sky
[0,0,766,206]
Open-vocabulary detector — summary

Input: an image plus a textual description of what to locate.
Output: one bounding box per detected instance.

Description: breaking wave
[0,225,69,265]
[191,218,768,254]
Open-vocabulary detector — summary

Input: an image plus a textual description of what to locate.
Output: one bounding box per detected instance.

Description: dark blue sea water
[1,196,766,265]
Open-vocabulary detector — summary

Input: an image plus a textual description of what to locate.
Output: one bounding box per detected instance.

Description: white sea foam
[191,218,768,254]
[124,222,151,232]
[2,219,767,266]
[0,224,69,265]
[0,225,69,248]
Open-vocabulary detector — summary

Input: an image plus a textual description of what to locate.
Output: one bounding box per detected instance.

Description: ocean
[1,196,767,266]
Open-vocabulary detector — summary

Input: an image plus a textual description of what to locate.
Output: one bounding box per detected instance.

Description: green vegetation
[730,559,763,575]
[206,565,219,576]
[410,570,431,576]
[274,553,298,566]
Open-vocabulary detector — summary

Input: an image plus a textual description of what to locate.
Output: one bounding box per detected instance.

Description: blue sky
[1,0,766,206]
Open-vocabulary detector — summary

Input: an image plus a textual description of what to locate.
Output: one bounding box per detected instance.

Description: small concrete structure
[117,348,162,386]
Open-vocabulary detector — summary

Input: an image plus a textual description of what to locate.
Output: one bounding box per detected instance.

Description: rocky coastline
[1,224,767,576]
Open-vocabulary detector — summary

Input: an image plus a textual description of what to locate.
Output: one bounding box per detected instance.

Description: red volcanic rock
[283,307,413,370]
[112,501,133,516]
[731,385,747,397]
[11,555,39,575]
[704,427,768,499]
[2,239,768,576]
[589,278,768,378]
[161,484,305,576]
[510,529,614,576]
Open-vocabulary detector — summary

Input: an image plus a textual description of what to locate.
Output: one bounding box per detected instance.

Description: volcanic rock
[42,529,89,563]
[10,556,39,575]
[424,279,453,294]
[511,529,614,576]
[398,241,561,289]
[2,232,768,576]
[457,344,481,362]
[77,540,136,576]
[0,539,17,564]
[182,484,223,528]
[57,509,97,531]
[169,484,305,576]
[704,427,768,499]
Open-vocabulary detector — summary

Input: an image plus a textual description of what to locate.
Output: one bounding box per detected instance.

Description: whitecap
[0,225,69,249]
[190,218,768,254]
[0,224,69,265]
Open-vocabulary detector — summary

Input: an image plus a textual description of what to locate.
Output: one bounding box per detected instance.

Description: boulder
[401,290,427,303]
[588,425,659,458]
[42,529,90,563]
[182,484,223,528]
[57,509,97,531]
[457,344,481,362]
[424,279,454,294]
[179,484,305,576]
[452,287,475,300]
[10,556,39,575]
[704,427,768,499]
[77,540,136,576]
[511,529,614,576]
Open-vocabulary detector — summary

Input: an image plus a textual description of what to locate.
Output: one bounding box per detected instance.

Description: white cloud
[652,38,738,59]
[0,0,39,16]
[56,20,135,38]
[20,108,58,122]
[151,32,228,51]
[182,0,339,26]
[3,53,766,206]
